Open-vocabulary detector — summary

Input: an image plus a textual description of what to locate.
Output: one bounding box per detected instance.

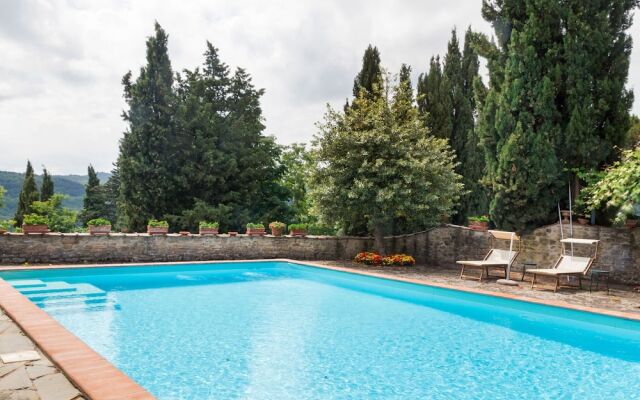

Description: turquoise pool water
[1,261,639,399]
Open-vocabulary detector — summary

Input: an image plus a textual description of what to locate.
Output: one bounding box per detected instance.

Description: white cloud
[0,0,638,173]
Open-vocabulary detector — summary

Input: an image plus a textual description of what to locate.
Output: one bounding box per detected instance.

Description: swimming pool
[1,261,639,399]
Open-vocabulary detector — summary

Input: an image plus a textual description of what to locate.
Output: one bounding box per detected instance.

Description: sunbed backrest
[486,249,517,263]
[555,256,592,274]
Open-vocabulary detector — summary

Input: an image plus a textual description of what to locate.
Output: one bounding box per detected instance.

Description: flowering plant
[354,251,383,265]
[382,254,416,266]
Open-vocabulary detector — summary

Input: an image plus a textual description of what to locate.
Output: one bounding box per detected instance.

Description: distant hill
[0,170,112,220]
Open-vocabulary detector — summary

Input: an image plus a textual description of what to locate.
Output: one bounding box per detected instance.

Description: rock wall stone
[1,222,638,283]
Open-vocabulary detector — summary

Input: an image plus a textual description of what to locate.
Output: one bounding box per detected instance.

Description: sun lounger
[457,230,520,281]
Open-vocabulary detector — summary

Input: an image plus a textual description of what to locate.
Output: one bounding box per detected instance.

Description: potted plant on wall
[289,223,308,237]
[147,219,169,235]
[246,223,266,236]
[269,221,286,237]
[468,215,489,231]
[199,221,219,235]
[0,220,15,235]
[87,218,112,235]
[22,214,49,234]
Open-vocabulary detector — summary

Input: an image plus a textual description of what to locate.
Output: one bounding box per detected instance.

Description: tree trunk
[373,222,386,255]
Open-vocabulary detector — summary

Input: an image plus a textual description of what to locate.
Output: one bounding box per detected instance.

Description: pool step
[24,283,106,302]
[17,281,78,295]
[9,279,47,289]
[34,297,120,313]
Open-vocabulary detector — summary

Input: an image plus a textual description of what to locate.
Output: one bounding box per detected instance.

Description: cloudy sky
[1,1,640,174]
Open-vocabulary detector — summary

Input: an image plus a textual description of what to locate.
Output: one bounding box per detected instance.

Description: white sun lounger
[457,230,520,281]
[527,238,599,292]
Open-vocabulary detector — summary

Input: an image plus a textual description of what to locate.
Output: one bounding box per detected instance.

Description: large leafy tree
[14,161,40,226]
[311,75,462,253]
[118,22,179,231]
[279,143,314,223]
[40,168,54,201]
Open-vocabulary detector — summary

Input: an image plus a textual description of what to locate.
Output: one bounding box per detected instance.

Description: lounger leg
[460,266,465,279]
[554,276,559,293]
[531,274,536,289]
[578,276,582,290]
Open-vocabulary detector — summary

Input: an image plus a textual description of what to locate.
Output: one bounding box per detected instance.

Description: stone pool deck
[0,309,84,400]
[313,261,640,317]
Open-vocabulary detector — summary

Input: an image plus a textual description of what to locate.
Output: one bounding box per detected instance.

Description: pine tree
[14,161,40,226]
[353,45,383,98]
[40,168,54,201]
[417,56,452,140]
[118,22,178,231]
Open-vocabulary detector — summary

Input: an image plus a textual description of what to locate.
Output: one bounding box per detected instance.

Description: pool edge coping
[0,258,638,400]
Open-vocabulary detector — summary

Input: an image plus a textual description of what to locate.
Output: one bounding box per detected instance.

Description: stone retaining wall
[0,223,638,283]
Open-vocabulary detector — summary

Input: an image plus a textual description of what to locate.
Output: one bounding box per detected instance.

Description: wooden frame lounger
[527,238,599,292]
[457,230,521,281]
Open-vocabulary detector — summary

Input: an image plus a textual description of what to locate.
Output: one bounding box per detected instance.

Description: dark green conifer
[14,161,40,226]
[40,168,54,201]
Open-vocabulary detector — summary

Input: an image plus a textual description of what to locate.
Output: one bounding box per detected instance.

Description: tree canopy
[312,73,462,252]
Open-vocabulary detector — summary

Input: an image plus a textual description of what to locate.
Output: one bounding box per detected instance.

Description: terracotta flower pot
[199,227,219,235]
[22,224,49,234]
[561,210,572,221]
[179,231,190,236]
[246,227,266,236]
[577,218,589,225]
[88,225,111,235]
[270,227,285,237]
[147,226,168,235]
[290,229,307,237]
[625,219,638,229]
[469,221,488,232]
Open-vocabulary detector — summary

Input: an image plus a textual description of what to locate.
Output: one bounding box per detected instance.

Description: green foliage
[147,219,169,228]
[468,215,489,223]
[0,219,15,230]
[307,224,336,236]
[15,161,40,226]
[279,144,314,223]
[199,221,219,228]
[475,0,636,231]
[23,214,48,226]
[79,165,113,227]
[87,218,111,226]
[0,185,4,209]
[417,56,452,140]
[585,147,640,224]
[246,223,264,229]
[29,194,77,232]
[288,223,308,231]
[40,168,54,201]
[311,72,463,251]
[627,115,640,149]
[118,25,289,232]
[353,45,382,99]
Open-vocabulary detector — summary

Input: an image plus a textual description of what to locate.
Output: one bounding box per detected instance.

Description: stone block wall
[0,222,638,283]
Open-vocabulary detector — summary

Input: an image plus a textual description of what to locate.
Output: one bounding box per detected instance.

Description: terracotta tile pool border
[0,258,638,400]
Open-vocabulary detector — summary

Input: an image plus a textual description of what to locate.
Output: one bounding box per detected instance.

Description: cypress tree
[40,168,54,201]
[417,56,452,140]
[393,64,413,124]
[353,45,383,98]
[14,161,40,226]
[80,165,107,225]
[118,22,178,231]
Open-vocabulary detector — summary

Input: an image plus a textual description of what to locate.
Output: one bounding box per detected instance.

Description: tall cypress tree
[353,45,383,98]
[40,168,54,201]
[80,165,106,225]
[118,22,178,231]
[393,64,413,124]
[15,161,40,225]
[417,56,452,140]
[474,0,636,231]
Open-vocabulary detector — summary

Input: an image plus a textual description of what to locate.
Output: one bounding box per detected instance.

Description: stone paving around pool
[314,261,640,316]
[0,310,84,400]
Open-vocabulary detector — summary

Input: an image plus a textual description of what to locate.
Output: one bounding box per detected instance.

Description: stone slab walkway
[0,311,84,400]
[313,261,640,316]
